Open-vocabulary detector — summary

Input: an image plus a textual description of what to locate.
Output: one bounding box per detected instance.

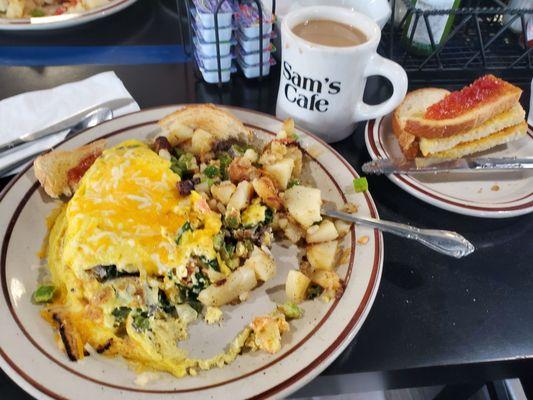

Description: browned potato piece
[307,240,338,271]
[252,176,283,210]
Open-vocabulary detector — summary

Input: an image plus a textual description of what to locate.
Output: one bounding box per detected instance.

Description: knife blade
[362,157,533,175]
[0,97,134,155]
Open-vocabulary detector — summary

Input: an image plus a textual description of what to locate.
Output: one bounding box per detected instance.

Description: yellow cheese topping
[61,140,221,278]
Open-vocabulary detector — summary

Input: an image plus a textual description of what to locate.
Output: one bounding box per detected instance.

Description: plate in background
[0,0,137,30]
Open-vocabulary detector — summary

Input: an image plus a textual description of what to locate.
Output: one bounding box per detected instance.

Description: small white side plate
[365,114,533,218]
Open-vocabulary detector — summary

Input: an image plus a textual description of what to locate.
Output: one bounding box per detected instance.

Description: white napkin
[0,71,140,176]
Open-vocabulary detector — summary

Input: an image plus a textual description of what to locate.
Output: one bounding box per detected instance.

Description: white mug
[276,6,408,142]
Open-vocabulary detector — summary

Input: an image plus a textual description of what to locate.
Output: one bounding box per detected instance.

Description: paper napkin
[0,71,139,176]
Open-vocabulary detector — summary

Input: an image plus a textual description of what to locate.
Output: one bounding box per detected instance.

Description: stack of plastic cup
[234,1,276,79]
[191,0,236,83]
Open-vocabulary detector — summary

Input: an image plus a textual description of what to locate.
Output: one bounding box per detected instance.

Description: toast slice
[34,139,106,198]
[403,75,522,139]
[419,103,526,156]
[392,88,450,159]
[429,121,527,159]
[158,104,251,147]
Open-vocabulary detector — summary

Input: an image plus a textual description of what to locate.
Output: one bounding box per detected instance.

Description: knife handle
[323,210,475,258]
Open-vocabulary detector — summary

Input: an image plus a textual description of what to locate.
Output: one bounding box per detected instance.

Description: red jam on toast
[425,75,508,120]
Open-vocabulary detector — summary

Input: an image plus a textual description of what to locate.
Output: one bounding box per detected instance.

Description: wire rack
[176,0,276,86]
[382,0,533,78]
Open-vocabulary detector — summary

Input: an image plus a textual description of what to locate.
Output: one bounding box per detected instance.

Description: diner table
[0,1,532,399]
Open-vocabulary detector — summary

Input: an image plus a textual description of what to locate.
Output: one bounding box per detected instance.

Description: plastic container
[234,2,274,38]
[237,56,275,78]
[192,0,234,28]
[194,50,233,70]
[192,19,233,42]
[239,22,273,39]
[236,44,273,65]
[237,31,272,52]
[199,65,235,83]
[193,36,235,57]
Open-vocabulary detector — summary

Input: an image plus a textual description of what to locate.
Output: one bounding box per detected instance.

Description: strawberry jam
[67,153,99,186]
[425,75,506,120]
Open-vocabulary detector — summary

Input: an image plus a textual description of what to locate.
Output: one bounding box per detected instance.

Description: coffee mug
[276,6,408,142]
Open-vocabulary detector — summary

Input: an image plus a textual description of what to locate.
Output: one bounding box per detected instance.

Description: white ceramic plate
[0,106,383,400]
[365,114,533,218]
[0,0,137,30]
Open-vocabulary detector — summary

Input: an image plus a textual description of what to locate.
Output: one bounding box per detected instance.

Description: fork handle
[323,210,475,259]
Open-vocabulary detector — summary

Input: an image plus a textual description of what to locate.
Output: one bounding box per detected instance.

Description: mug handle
[353,54,408,122]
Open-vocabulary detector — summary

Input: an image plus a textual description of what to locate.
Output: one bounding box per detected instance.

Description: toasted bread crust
[159,104,251,141]
[392,109,419,159]
[404,85,522,138]
[34,139,106,198]
[392,88,450,159]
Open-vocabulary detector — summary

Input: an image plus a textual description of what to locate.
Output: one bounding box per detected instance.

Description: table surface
[1,1,533,398]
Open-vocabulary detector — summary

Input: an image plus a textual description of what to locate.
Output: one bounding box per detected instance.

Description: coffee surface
[292,19,367,47]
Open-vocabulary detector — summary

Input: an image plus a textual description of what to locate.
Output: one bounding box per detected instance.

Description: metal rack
[176,0,276,86]
[383,0,533,76]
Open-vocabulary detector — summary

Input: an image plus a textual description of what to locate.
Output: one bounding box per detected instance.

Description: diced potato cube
[211,181,236,205]
[285,270,311,304]
[227,181,253,211]
[264,158,294,190]
[245,246,276,282]
[191,128,214,154]
[284,186,322,228]
[252,177,282,210]
[198,266,257,306]
[334,220,352,238]
[285,146,303,178]
[243,148,259,163]
[282,219,304,243]
[307,240,338,271]
[306,220,338,243]
[308,269,341,292]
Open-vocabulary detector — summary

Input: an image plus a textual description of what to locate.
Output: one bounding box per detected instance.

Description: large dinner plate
[0,0,137,30]
[0,106,383,400]
[365,115,533,218]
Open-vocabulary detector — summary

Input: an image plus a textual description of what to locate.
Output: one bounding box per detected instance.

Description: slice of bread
[34,139,106,198]
[158,104,251,146]
[403,76,522,138]
[419,103,526,156]
[392,88,450,159]
[428,121,527,159]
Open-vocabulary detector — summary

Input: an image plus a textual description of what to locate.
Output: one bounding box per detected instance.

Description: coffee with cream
[292,19,367,47]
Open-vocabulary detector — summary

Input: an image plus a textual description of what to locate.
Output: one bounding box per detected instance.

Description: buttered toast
[392,76,527,160]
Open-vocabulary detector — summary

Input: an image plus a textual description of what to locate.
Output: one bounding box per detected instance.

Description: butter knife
[0,97,133,156]
[362,157,533,175]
